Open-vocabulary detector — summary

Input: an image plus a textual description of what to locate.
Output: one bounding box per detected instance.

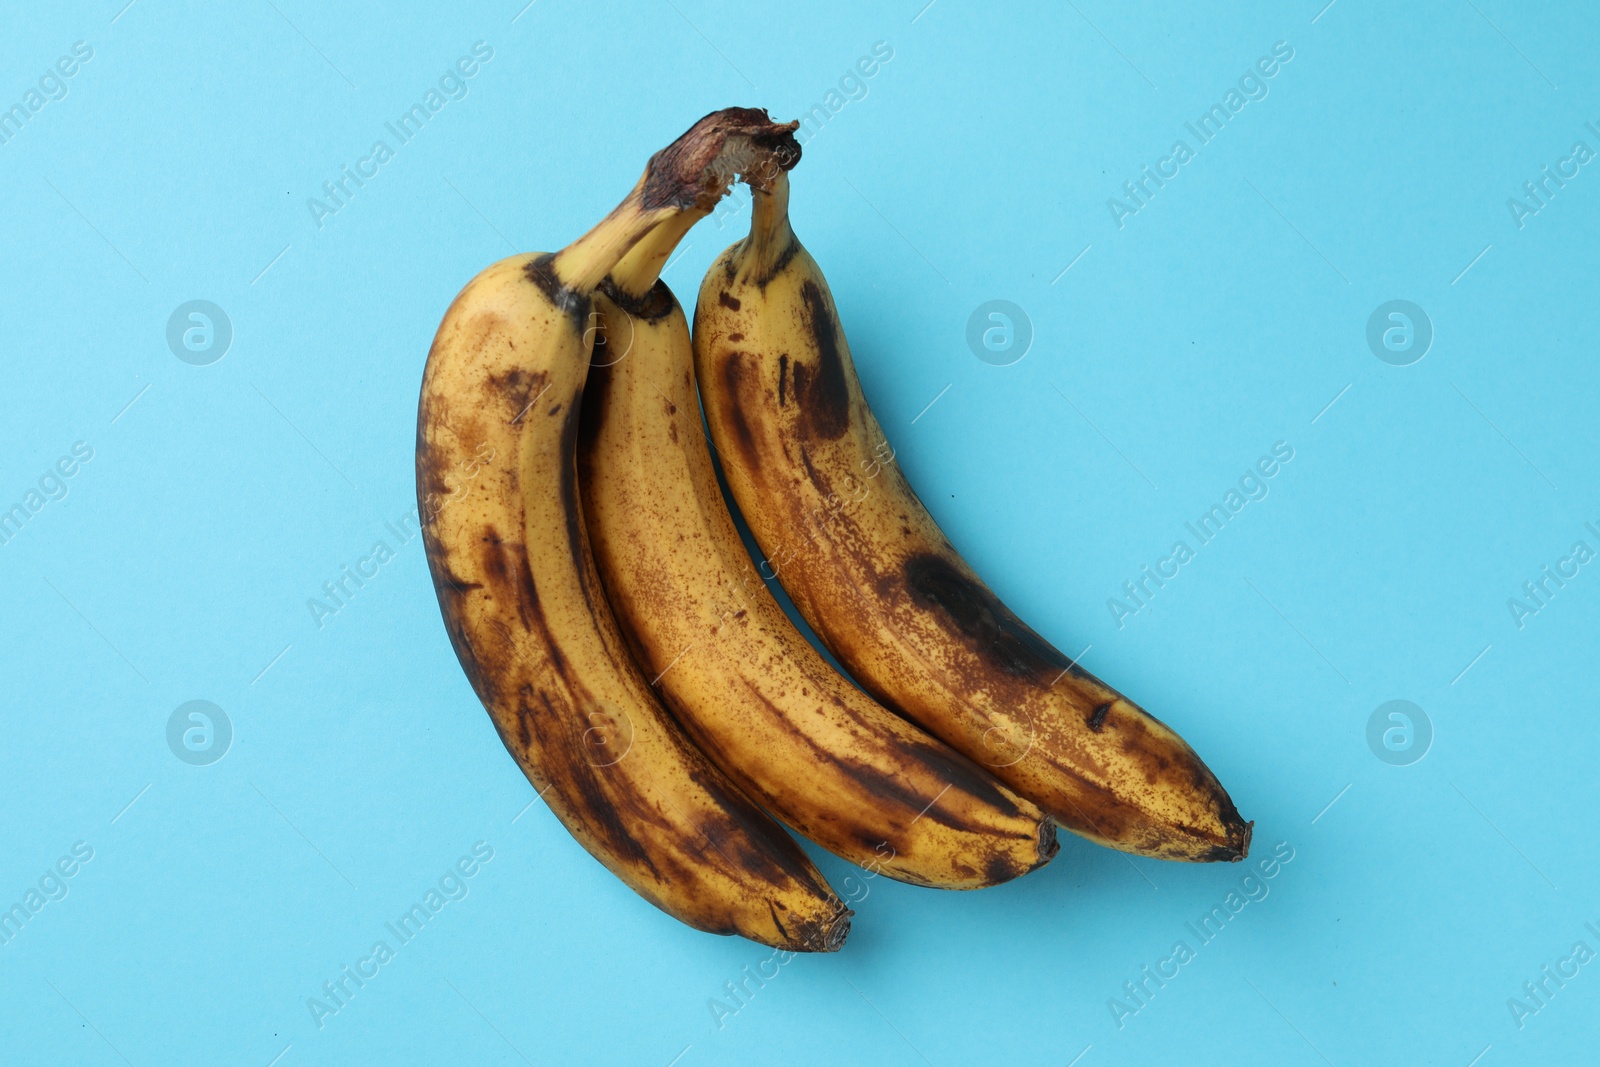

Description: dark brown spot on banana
[890,737,1034,828]
[666,679,1039,885]
[599,277,676,322]
[545,730,664,880]
[432,566,482,597]
[477,528,510,582]
[471,526,567,687]
[901,553,1068,683]
[719,290,741,310]
[488,366,544,423]
[718,354,762,473]
[677,750,841,889]
[792,280,850,440]
[523,253,588,328]
[555,403,590,598]
[1197,840,1249,863]
[514,687,537,752]
[1087,702,1113,732]
[750,238,799,289]
[985,853,1021,885]
[414,430,459,516]
[773,697,1024,840]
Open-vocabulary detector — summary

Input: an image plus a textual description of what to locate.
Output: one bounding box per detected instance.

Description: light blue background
[2,0,1596,1063]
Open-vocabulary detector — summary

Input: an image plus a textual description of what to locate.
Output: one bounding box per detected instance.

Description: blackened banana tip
[808,909,851,953]
[1233,819,1254,861]
[1036,816,1061,867]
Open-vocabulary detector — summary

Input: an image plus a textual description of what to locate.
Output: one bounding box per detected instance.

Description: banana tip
[1232,819,1254,861]
[1206,818,1253,862]
[1036,815,1060,868]
[803,908,852,953]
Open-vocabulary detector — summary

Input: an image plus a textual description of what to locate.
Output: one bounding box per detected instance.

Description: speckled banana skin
[577,213,1057,890]
[692,172,1251,863]
[416,111,849,949]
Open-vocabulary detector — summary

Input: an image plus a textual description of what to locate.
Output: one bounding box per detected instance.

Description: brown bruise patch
[425,555,482,598]
[415,426,497,703]
[676,671,1037,884]
[1103,715,1193,803]
[472,515,841,903]
[719,290,742,311]
[473,525,567,687]
[544,719,666,881]
[488,366,546,425]
[718,353,762,473]
[984,852,1027,885]
[777,354,788,406]
[897,737,1036,828]
[676,737,846,892]
[771,694,1034,850]
[467,529,689,885]
[901,552,1069,683]
[413,427,453,522]
[415,381,492,515]
[792,280,850,440]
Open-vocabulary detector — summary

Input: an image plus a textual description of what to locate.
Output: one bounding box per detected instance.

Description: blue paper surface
[2,1,1596,1063]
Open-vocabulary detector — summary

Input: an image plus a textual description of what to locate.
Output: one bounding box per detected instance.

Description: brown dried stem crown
[553,108,800,293]
[641,107,801,211]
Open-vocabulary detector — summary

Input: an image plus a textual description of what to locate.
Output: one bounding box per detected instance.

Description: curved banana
[691,171,1251,863]
[578,203,1058,890]
[417,110,849,950]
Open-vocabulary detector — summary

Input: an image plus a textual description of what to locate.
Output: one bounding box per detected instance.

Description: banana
[691,171,1252,863]
[577,192,1058,890]
[416,110,849,950]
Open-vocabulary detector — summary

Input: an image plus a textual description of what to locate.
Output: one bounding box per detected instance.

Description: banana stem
[609,207,709,297]
[746,170,796,279]
[550,189,676,295]
[551,108,801,295]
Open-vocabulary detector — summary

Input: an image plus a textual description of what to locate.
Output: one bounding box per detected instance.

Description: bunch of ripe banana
[416,108,1250,952]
